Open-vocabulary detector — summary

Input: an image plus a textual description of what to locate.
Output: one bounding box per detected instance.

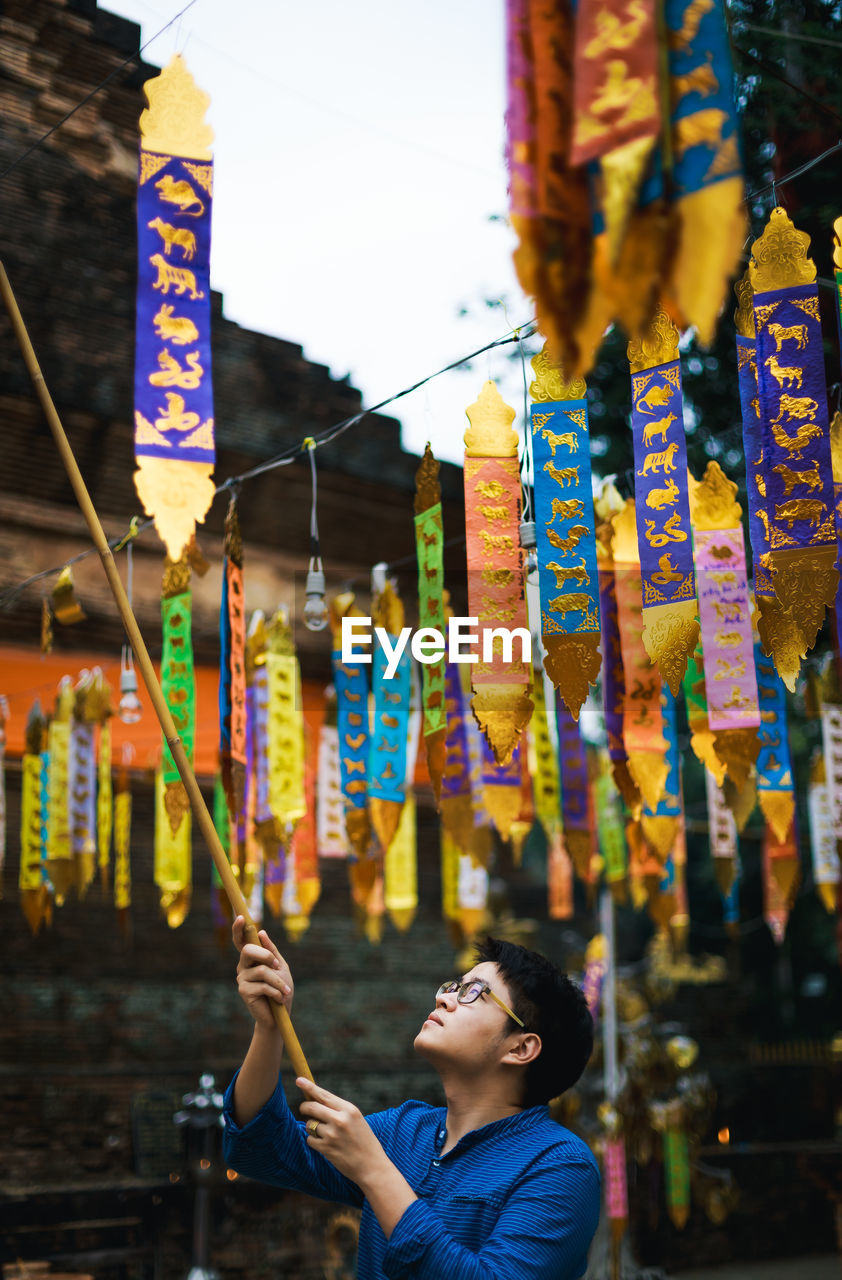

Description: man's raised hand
[233,915,294,1029]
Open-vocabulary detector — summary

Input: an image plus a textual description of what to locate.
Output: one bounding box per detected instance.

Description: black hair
[472,935,594,1107]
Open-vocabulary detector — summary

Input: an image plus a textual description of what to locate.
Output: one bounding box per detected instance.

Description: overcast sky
[105,0,536,466]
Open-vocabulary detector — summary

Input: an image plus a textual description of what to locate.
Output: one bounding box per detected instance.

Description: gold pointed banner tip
[483,784,522,843]
[769,548,838,652]
[641,814,679,861]
[134,458,215,562]
[759,789,795,846]
[369,797,403,855]
[689,460,742,529]
[414,444,441,514]
[756,596,809,693]
[140,54,214,160]
[472,687,533,766]
[529,343,587,403]
[627,309,680,374]
[543,635,602,720]
[642,604,699,698]
[750,206,815,294]
[439,793,476,856]
[712,727,760,791]
[426,728,447,809]
[464,381,518,457]
[627,751,670,814]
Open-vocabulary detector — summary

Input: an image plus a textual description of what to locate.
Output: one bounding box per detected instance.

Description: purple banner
[630,360,695,608]
[736,334,774,597]
[135,153,214,465]
[754,285,834,555]
[442,663,472,803]
[555,693,589,837]
[599,568,625,764]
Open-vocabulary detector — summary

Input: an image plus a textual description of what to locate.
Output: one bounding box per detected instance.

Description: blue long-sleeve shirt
[222,1073,600,1280]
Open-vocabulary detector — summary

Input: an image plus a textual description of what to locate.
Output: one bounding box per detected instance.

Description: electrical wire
[0,0,200,184]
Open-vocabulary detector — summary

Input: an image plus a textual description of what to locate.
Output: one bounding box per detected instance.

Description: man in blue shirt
[223,917,600,1279]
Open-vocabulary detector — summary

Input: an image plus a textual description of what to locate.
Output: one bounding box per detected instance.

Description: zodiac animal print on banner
[530,344,601,717]
[134,56,215,560]
[628,310,699,693]
[414,445,447,803]
[750,208,838,685]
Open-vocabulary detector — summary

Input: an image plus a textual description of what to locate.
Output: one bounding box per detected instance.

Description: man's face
[413,961,521,1070]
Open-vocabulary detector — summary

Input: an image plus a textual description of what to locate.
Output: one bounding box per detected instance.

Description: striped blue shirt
[222,1073,600,1280]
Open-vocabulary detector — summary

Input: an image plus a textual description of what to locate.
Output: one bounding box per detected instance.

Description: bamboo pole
[0,262,313,1082]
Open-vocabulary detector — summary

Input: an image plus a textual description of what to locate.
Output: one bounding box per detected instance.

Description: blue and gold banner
[134,55,216,560]
[750,208,838,688]
[628,313,699,695]
[440,662,474,855]
[332,643,370,858]
[530,346,601,717]
[754,642,795,845]
[369,583,412,852]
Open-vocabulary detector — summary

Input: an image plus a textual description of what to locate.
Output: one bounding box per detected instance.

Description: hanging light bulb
[119,645,143,724]
[118,538,143,723]
[302,437,329,631]
[519,520,538,580]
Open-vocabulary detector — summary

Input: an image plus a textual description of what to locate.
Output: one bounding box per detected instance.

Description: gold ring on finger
[306,1119,321,1137]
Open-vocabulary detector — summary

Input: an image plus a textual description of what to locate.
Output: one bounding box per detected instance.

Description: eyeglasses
[436,979,525,1028]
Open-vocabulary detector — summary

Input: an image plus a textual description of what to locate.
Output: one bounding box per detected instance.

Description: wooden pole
[0,262,313,1082]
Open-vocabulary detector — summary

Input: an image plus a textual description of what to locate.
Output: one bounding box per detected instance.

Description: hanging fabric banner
[508,737,535,866]
[20,704,48,934]
[134,55,215,560]
[282,726,320,942]
[114,752,132,921]
[220,496,247,862]
[414,444,447,802]
[369,581,411,853]
[604,1135,629,1254]
[808,753,840,913]
[154,765,191,928]
[750,208,838,681]
[528,667,561,843]
[705,767,738,899]
[331,600,371,858]
[684,640,725,786]
[641,687,681,861]
[628,312,699,694]
[440,825,461,944]
[266,609,305,850]
[464,704,495,869]
[212,772,235,925]
[754,642,795,856]
[594,756,628,893]
[440,661,476,855]
[763,821,798,944]
[734,271,778,606]
[97,718,113,893]
[480,730,522,845]
[158,554,194,926]
[582,934,607,1020]
[689,460,760,788]
[830,409,842,674]
[555,692,592,880]
[598,528,640,814]
[464,380,532,764]
[819,701,842,910]
[548,830,574,920]
[612,502,669,811]
[385,792,417,934]
[246,612,279,865]
[68,671,98,898]
[0,696,7,894]
[317,689,349,858]
[569,0,659,261]
[662,1105,691,1230]
[530,345,601,715]
[46,677,74,904]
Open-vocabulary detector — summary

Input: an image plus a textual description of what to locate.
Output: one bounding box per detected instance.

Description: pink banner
[465,456,529,686]
[605,1138,628,1220]
[695,529,759,730]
